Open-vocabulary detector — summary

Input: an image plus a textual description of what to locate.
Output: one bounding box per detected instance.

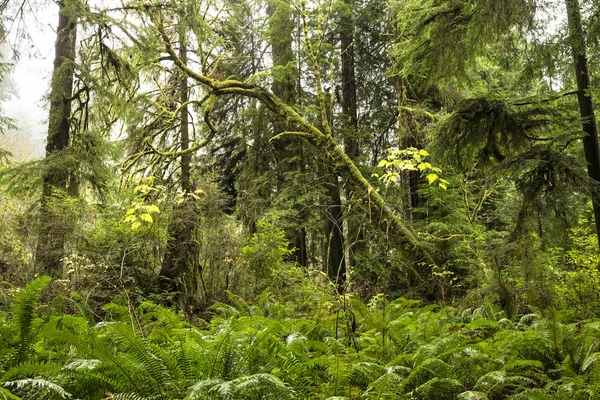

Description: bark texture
[565,0,600,249]
[161,31,201,314]
[268,0,307,266]
[36,1,77,277]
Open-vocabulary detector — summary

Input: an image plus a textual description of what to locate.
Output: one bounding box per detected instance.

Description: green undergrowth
[1,277,600,399]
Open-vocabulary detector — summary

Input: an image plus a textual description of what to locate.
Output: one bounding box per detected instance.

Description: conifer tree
[564,0,600,249]
[267,0,307,266]
[35,0,78,276]
[160,21,201,312]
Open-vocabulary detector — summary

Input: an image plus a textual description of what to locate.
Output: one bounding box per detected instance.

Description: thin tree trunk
[180,44,191,194]
[325,175,345,291]
[333,0,359,291]
[396,77,423,220]
[36,1,77,277]
[565,0,600,249]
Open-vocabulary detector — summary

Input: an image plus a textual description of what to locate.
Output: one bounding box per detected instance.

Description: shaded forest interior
[2,0,600,398]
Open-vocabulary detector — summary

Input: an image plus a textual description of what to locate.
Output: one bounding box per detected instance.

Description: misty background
[1,1,58,159]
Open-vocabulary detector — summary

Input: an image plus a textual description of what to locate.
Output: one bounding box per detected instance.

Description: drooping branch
[511,90,578,106]
[140,94,218,159]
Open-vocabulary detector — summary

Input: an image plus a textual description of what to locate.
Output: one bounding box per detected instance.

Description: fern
[400,358,455,393]
[412,377,463,399]
[3,378,71,399]
[457,391,489,400]
[2,287,600,399]
[474,370,537,398]
[2,361,62,382]
[8,276,51,367]
[185,373,295,400]
[0,387,20,400]
[363,367,405,399]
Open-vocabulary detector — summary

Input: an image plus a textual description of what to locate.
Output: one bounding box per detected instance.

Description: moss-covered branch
[150,12,437,271]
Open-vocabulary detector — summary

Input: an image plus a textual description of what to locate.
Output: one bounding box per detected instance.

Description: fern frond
[0,387,20,400]
[413,333,467,365]
[413,377,463,399]
[401,358,454,393]
[3,378,71,399]
[581,352,600,373]
[474,370,536,398]
[186,373,295,400]
[109,393,151,400]
[185,378,224,400]
[1,360,62,381]
[9,276,51,366]
[516,314,540,330]
[457,391,489,400]
[363,367,404,399]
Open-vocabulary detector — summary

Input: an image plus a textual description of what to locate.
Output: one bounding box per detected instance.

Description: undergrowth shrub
[1,278,600,399]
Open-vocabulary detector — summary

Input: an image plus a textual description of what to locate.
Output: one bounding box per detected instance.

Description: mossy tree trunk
[267,0,307,266]
[36,0,77,277]
[160,28,201,314]
[565,0,600,250]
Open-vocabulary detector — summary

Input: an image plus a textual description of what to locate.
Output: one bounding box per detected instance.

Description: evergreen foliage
[2,0,600,398]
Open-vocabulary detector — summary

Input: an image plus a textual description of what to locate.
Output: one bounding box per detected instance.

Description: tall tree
[267,0,307,266]
[565,0,600,249]
[340,0,358,160]
[160,24,201,312]
[323,0,362,291]
[35,0,78,276]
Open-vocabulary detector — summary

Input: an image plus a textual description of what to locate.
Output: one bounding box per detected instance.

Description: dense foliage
[2,0,600,397]
[1,277,600,399]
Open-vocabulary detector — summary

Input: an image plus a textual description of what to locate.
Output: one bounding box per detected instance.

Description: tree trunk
[565,0,600,250]
[332,0,359,290]
[325,175,346,291]
[341,0,358,159]
[180,44,191,194]
[396,77,424,220]
[268,0,307,266]
[161,30,201,314]
[36,0,77,277]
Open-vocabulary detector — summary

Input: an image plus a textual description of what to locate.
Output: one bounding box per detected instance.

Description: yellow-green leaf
[146,205,160,214]
[426,173,439,184]
[140,213,153,223]
[418,162,432,172]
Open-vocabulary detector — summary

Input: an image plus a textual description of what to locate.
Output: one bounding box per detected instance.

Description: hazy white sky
[2,1,57,159]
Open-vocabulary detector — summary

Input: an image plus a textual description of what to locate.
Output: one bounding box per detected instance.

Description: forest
[1,0,600,398]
